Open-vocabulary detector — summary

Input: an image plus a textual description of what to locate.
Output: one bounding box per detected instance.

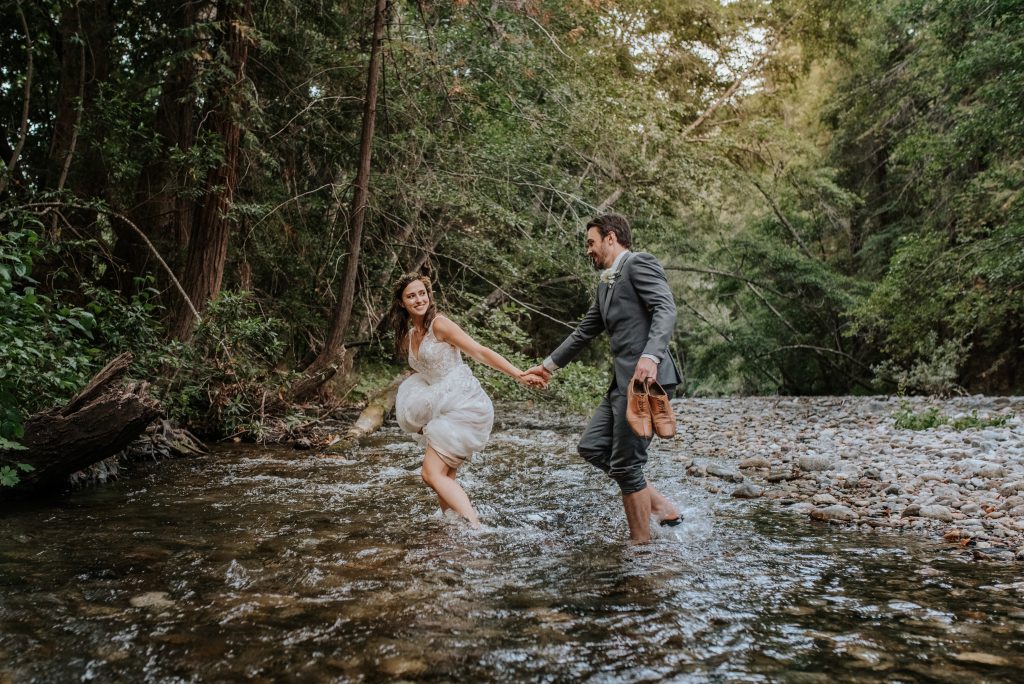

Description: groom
[529,213,683,543]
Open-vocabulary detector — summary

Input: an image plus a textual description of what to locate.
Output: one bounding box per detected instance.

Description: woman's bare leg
[421,447,480,528]
[436,466,457,513]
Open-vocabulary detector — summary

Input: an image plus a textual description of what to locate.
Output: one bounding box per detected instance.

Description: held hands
[525,364,552,383]
[517,371,549,389]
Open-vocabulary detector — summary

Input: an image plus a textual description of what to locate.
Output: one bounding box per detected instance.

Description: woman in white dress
[391,273,545,528]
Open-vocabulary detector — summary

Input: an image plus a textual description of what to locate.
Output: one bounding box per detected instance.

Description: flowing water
[2,409,1023,682]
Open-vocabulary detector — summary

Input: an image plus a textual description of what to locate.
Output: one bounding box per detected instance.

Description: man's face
[585,226,616,270]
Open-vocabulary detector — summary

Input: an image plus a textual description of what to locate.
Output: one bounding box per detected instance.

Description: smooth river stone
[953,652,1010,666]
[706,463,744,482]
[798,454,832,471]
[739,456,771,469]
[810,505,858,522]
[919,505,954,522]
[130,592,175,610]
[732,483,764,498]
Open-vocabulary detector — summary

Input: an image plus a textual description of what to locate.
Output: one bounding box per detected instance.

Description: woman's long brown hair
[390,272,437,358]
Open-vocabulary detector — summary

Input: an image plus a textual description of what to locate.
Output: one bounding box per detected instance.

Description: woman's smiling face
[402,279,430,317]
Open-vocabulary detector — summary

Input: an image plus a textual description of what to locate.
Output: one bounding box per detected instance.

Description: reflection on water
[2,411,1023,682]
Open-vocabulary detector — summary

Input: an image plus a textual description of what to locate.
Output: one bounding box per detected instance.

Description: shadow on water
[2,411,1023,681]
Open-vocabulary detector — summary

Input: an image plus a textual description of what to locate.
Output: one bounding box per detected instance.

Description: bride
[390,273,545,528]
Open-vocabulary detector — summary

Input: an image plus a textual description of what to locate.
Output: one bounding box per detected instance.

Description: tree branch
[1,1,33,195]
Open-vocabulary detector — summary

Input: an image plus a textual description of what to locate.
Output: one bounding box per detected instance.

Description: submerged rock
[129,592,175,610]
[732,483,764,499]
[810,505,858,522]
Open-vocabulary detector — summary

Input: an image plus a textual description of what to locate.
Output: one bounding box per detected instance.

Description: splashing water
[1,409,1022,681]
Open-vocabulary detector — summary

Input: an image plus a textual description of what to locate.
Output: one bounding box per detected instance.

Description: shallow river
[2,410,1023,682]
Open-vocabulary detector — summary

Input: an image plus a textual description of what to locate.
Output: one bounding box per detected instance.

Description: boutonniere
[599,268,619,286]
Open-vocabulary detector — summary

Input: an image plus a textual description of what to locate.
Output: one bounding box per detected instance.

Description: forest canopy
[1,0,1021,446]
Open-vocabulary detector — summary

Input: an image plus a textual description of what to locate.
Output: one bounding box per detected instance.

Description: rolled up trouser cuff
[610,467,647,495]
[578,448,612,474]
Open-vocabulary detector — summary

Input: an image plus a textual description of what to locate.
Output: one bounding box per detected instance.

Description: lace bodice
[409,319,463,383]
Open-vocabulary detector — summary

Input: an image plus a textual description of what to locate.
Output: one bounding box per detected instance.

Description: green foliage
[453,301,608,414]
[0,226,103,442]
[0,462,33,488]
[830,0,1024,392]
[892,403,944,430]
[149,291,288,438]
[2,0,1021,426]
[893,401,1009,431]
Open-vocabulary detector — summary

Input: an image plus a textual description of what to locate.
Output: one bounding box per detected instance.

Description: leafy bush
[148,291,288,438]
[0,225,115,486]
[448,302,608,414]
[892,401,1009,431]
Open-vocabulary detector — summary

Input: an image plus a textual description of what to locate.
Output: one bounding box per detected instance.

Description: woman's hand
[517,371,548,389]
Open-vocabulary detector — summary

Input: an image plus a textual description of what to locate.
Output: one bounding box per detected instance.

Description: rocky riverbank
[671,395,1024,561]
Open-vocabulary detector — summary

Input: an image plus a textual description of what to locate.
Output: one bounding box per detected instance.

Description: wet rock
[902,504,921,518]
[971,548,1015,562]
[810,505,858,522]
[732,483,764,499]
[379,657,428,677]
[952,652,1010,666]
[130,591,175,610]
[706,463,743,482]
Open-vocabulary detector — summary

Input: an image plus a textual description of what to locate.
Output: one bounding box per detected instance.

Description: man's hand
[632,357,658,383]
[518,372,548,389]
[525,364,552,383]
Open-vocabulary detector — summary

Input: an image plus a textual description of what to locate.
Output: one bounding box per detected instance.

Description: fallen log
[2,352,161,495]
[328,373,406,450]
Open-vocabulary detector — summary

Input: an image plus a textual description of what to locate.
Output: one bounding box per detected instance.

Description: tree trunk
[44,0,113,196]
[294,0,389,399]
[111,1,199,292]
[2,353,161,496]
[328,373,405,450]
[171,0,252,341]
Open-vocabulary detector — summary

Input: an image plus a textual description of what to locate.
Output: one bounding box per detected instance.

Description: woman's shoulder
[430,313,456,335]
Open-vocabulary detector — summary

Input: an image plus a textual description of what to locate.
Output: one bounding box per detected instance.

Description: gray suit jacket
[550,251,683,392]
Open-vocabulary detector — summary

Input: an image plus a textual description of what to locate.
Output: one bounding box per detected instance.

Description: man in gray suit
[528,213,683,543]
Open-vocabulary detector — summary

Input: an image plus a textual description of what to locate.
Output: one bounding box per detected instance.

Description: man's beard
[590,254,602,270]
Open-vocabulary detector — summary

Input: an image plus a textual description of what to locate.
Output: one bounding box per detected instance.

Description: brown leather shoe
[626,379,654,439]
[647,380,676,438]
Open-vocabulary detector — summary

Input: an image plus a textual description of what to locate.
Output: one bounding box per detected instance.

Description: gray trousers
[578,384,673,495]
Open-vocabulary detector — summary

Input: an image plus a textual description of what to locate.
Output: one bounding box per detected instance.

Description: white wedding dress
[395,317,495,468]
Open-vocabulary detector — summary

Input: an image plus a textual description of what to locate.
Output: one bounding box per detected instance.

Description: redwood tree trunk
[172,0,251,341]
[112,0,199,293]
[45,0,112,195]
[293,0,389,399]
